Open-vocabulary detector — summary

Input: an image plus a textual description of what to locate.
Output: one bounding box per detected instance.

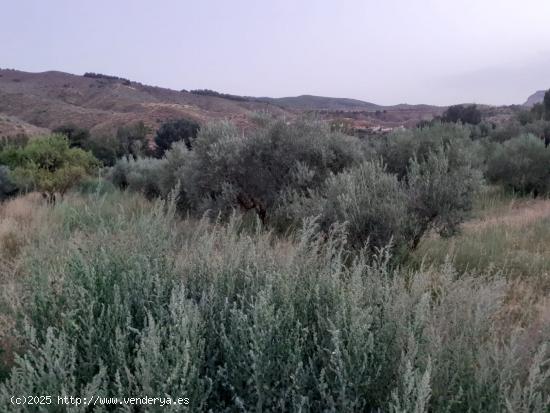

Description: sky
[2,0,550,106]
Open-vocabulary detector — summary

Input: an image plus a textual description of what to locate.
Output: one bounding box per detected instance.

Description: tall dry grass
[0,193,49,380]
[414,188,550,292]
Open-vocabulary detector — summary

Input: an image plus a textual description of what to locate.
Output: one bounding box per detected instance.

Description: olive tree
[3,135,100,203]
[154,118,200,157]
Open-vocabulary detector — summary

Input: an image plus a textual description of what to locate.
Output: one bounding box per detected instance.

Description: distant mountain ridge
[0,68,290,139]
[0,68,445,139]
[255,95,382,111]
[524,90,548,107]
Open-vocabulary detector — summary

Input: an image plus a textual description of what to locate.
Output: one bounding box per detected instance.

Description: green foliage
[76,176,116,196]
[189,88,249,102]
[518,109,537,126]
[110,120,481,257]
[83,72,131,85]
[289,153,481,256]
[83,134,120,167]
[108,157,166,199]
[116,121,150,160]
[0,193,548,412]
[319,161,409,252]
[406,148,482,246]
[52,124,90,148]
[0,134,100,200]
[441,104,482,125]
[0,135,29,151]
[486,134,550,195]
[0,166,18,200]
[117,118,365,223]
[154,118,199,156]
[544,90,550,119]
[376,122,481,179]
[50,124,127,167]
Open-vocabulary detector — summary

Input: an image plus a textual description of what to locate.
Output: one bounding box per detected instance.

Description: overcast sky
[2,0,550,105]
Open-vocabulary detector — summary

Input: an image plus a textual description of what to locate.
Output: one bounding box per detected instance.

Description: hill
[0,69,289,139]
[523,90,547,107]
[255,94,382,111]
[0,68,482,139]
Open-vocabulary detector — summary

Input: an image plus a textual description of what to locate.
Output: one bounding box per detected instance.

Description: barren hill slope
[0,68,456,139]
[0,69,288,138]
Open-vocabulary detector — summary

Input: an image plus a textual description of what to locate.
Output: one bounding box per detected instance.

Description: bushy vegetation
[2,114,550,411]
[189,88,250,102]
[375,122,482,178]
[116,121,150,160]
[154,118,200,156]
[112,119,365,223]
[0,192,548,412]
[441,104,482,125]
[53,121,153,167]
[109,119,482,258]
[52,124,90,148]
[0,134,99,202]
[0,166,18,200]
[486,134,550,195]
[83,72,131,85]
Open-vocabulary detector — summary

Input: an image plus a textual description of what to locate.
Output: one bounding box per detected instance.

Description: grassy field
[414,187,550,292]
[0,189,549,411]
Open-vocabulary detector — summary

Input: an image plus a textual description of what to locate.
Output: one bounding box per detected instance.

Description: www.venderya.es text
[10,395,190,407]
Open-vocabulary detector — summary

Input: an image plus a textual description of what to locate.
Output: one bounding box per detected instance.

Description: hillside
[256,94,382,111]
[0,69,290,139]
[0,69,452,139]
[0,113,49,139]
[524,90,547,107]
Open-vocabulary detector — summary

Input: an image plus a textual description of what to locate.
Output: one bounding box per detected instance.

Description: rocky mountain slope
[0,68,450,139]
[523,90,547,107]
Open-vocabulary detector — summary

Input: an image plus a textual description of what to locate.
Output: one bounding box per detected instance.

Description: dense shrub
[76,176,116,196]
[0,166,18,200]
[488,120,524,143]
[486,134,550,195]
[318,161,409,252]
[84,134,121,166]
[281,153,481,256]
[0,193,548,412]
[113,119,366,223]
[0,135,28,151]
[406,148,482,247]
[441,104,482,125]
[108,157,166,199]
[52,124,90,148]
[116,121,150,160]
[545,90,550,119]
[190,119,364,222]
[0,134,100,202]
[154,118,199,156]
[376,122,481,179]
[109,120,482,257]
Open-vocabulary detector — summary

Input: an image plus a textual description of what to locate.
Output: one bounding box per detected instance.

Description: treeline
[83,72,131,85]
[188,88,251,102]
